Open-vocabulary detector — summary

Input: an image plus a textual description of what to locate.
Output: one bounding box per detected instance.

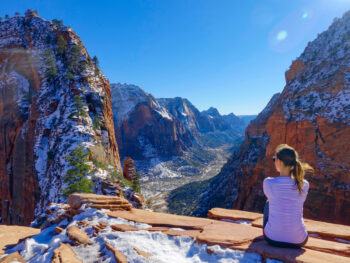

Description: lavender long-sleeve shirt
[263,176,309,243]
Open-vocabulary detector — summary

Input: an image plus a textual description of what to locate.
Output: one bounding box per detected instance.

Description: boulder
[105,243,127,263]
[111,224,139,232]
[123,157,136,181]
[67,226,93,245]
[133,247,152,258]
[67,193,131,210]
[52,243,82,263]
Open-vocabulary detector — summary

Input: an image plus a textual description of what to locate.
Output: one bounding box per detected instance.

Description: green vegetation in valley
[167,179,211,216]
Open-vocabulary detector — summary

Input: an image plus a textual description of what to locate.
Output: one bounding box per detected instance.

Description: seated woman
[263,143,314,248]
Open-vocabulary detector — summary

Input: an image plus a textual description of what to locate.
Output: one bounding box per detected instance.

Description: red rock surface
[0,225,40,255]
[107,207,350,262]
[133,247,152,259]
[208,207,263,221]
[105,243,127,263]
[233,109,350,225]
[123,157,136,181]
[0,45,41,225]
[0,11,122,225]
[51,243,82,263]
[67,193,132,210]
[114,100,193,160]
[208,208,350,242]
[199,12,350,225]
[131,192,146,208]
[285,59,305,84]
[0,251,25,263]
[67,225,93,245]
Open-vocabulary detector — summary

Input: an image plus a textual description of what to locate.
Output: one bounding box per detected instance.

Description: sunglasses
[272,156,277,162]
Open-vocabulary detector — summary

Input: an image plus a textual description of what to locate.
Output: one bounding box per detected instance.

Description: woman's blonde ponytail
[292,159,304,195]
[275,144,314,195]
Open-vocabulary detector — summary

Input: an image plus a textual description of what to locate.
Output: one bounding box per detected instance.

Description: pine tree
[52,19,64,27]
[93,114,102,130]
[69,94,88,119]
[92,55,100,75]
[62,141,94,197]
[44,49,57,83]
[92,56,99,67]
[132,172,141,193]
[57,35,67,55]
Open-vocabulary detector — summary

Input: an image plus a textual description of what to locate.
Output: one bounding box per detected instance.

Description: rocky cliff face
[111,83,194,161]
[197,11,350,224]
[0,10,122,225]
[158,99,246,147]
[111,83,247,166]
[157,97,202,138]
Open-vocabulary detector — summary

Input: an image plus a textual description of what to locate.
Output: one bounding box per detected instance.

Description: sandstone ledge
[208,208,350,241]
[0,225,40,255]
[107,208,350,263]
[67,193,131,210]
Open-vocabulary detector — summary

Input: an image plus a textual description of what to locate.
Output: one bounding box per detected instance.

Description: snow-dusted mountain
[111,83,193,161]
[111,83,247,166]
[0,10,140,225]
[110,83,249,212]
[111,83,173,127]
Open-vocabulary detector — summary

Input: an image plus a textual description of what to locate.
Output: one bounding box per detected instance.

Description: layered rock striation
[0,10,122,225]
[111,83,193,160]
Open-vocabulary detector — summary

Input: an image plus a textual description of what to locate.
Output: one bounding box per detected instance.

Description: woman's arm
[263,178,272,199]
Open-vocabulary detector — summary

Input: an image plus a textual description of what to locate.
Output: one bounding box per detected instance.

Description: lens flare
[276,30,288,41]
[302,12,308,19]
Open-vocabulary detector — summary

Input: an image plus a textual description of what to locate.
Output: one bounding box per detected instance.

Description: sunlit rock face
[198,11,350,225]
[111,83,194,161]
[111,83,246,163]
[0,10,122,225]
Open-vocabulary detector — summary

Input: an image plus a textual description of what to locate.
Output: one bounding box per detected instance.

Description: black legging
[263,200,308,248]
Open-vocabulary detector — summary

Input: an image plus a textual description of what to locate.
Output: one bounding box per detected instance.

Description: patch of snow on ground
[6,208,283,263]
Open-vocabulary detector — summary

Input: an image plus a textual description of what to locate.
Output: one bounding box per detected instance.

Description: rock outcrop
[0,225,40,255]
[0,10,122,225]
[111,83,247,163]
[67,193,132,211]
[158,98,246,144]
[1,194,350,262]
[67,225,93,245]
[111,83,193,161]
[122,157,136,181]
[51,243,82,263]
[196,10,350,225]
[106,208,350,262]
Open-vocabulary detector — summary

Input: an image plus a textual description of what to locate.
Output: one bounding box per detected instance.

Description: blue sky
[2,0,350,115]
